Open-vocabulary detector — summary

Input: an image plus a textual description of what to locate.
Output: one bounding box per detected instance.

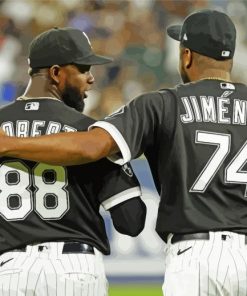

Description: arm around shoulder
[0,127,119,166]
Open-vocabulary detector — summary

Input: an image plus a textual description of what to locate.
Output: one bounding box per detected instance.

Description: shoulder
[130,91,167,108]
[0,101,17,112]
[58,104,96,126]
[134,90,164,101]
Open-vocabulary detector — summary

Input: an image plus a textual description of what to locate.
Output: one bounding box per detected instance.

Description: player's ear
[49,65,61,84]
[184,48,192,69]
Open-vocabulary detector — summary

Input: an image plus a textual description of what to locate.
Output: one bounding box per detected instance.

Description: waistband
[6,242,95,255]
[171,232,247,244]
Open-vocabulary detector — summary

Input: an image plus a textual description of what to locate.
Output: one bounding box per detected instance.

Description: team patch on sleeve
[122,163,133,177]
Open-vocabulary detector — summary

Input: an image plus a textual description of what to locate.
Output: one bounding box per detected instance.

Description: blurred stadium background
[0,0,246,295]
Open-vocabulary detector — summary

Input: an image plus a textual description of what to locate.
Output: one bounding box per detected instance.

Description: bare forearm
[1,128,118,166]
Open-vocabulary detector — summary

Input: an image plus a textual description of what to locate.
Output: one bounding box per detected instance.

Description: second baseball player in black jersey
[96,80,247,239]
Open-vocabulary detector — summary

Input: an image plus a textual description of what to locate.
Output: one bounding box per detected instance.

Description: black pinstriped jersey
[93,80,247,241]
[0,99,141,254]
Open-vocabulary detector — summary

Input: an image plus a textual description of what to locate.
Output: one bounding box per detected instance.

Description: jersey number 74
[190,130,247,196]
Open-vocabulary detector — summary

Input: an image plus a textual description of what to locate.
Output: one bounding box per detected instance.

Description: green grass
[109,284,162,296]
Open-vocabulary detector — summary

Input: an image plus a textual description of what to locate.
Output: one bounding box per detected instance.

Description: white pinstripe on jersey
[0,242,107,296]
[163,231,247,296]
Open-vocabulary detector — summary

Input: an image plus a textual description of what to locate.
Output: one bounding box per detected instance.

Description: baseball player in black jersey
[0,27,146,296]
[0,9,246,296]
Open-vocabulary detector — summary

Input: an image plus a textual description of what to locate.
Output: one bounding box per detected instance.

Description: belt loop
[166,233,173,245]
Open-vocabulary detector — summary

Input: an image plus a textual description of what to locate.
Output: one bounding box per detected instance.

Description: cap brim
[74,54,113,65]
[166,25,182,41]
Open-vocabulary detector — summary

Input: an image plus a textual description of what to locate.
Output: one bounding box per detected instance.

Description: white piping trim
[102,187,142,210]
[89,121,131,165]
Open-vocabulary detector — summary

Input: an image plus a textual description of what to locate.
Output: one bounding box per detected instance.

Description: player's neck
[21,76,62,101]
[196,70,231,82]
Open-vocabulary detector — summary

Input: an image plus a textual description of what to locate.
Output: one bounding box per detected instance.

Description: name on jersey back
[1,120,77,137]
[180,95,247,125]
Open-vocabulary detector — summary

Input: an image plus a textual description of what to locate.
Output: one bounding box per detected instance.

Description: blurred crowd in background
[0,0,247,119]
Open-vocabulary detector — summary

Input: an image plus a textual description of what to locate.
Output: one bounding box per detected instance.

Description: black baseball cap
[28,27,113,68]
[167,10,236,60]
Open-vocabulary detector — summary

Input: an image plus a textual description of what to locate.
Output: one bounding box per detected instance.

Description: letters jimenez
[180,91,247,125]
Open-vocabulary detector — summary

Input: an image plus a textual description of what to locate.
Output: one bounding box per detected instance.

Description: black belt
[171,232,247,244]
[11,242,94,254]
[62,242,94,254]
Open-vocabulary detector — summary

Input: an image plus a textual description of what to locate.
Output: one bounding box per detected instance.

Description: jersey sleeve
[89,91,165,164]
[89,159,142,211]
[84,158,145,236]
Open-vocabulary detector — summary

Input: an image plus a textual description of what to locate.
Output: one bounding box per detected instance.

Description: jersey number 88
[0,160,69,221]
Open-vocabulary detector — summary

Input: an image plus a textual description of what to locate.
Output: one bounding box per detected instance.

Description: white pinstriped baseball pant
[0,242,108,296]
[163,231,247,296]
